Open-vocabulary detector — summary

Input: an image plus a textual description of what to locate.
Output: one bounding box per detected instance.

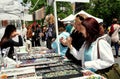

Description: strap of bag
[97,38,102,59]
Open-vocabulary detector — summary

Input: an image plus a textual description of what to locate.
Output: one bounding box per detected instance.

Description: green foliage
[56,2,72,20]
[46,5,54,15]
[86,0,120,26]
[23,0,120,26]
[23,0,72,20]
[23,0,47,13]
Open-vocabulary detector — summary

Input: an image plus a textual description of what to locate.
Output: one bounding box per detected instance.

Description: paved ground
[112,48,120,65]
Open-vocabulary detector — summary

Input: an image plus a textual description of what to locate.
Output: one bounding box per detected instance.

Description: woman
[65,14,87,66]
[99,22,111,45]
[0,25,23,59]
[60,18,114,75]
[110,18,120,58]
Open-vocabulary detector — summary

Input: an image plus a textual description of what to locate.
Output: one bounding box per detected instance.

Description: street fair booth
[0,0,105,79]
[0,46,104,79]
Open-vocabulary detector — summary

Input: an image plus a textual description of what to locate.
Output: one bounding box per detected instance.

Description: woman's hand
[82,70,94,76]
[11,31,20,37]
[59,37,72,48]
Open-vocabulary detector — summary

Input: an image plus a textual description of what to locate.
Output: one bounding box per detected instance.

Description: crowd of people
[0,13,120,79]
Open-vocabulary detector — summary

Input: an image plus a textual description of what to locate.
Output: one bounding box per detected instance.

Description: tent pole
[72,2,75,15]
[53,0,60,55]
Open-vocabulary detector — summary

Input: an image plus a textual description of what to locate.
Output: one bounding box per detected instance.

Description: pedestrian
[34,24,41,46]
[109,18,120,58]
[99,22,111,45]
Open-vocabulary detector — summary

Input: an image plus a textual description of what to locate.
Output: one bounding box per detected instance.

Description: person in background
[110,18,120,58]
[51,21,70,56]
[34,24,42,46]
[65,22,73,34]
[60,17,114,76]
[40,26,47,47]
[65,14,87,66]
[46,14,56,49]
[99,22,111,45]
[21,24,27,45]
[26,24,33,43]
[0,25,23,59]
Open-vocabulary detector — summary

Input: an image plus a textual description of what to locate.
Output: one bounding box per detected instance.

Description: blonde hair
[79,14,88,19]
[75,13,88,23]
[49,14,55,24]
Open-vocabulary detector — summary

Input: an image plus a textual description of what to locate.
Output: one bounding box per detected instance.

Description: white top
[70,37,114,71]
[111,24,120,42]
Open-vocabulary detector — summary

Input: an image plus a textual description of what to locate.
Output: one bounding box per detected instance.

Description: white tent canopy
[56,0,89,3]
[3,1,22,12]
[0,0,14,5]
[22,14,33,21]
[0,0,24,20]
[61,14,74,22]
[60,10,103,23]
[0,13,20,20]
[75,10,103,23]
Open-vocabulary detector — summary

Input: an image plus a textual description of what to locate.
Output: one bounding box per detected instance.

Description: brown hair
[112,18,118,24]
[81,17,100,48]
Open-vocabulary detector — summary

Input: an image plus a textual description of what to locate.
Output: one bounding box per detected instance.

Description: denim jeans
[114,42,119,56]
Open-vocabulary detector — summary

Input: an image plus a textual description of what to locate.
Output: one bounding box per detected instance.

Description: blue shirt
[84,46,92,61]
[66,24,73,34]
[84,43,96,72]
[51,32,70,56]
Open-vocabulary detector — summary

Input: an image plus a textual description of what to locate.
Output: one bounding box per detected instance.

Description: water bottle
[2,49,7,69]
[0,48,3,70]
[2,47,10,69]
[26,40,32,54]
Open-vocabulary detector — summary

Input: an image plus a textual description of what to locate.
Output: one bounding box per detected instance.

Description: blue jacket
[51,32,70,56]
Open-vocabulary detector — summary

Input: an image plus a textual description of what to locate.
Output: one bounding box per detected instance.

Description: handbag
[95,38,120,79]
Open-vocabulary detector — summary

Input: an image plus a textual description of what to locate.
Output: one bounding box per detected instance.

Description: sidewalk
[112,48,120,65]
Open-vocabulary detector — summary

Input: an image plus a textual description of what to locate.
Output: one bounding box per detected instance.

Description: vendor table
[0,47,103,79]
[17,52,83,79]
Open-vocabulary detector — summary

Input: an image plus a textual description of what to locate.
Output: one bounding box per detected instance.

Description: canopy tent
[0,0,14,5]
[61,14,74,22]
[60,10,103,23]
[0,0,24,20]
[75,10,103,23]
[0,13,20,20]
[0,1,22,13]
[21,14,33,21]
[56,0,89,3]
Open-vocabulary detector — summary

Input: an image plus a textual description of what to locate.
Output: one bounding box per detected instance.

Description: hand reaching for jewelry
[60,37,72,48]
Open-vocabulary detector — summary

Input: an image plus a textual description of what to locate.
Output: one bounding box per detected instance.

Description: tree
[56,2,72,19]
[23,0,47,13]
[85,0,120,26]
[23,0,73,19]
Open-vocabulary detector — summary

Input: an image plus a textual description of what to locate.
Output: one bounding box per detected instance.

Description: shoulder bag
[95,39,120,79]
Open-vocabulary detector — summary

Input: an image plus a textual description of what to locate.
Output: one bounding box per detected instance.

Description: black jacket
[1,35,23,59]
[66,30,85,66]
